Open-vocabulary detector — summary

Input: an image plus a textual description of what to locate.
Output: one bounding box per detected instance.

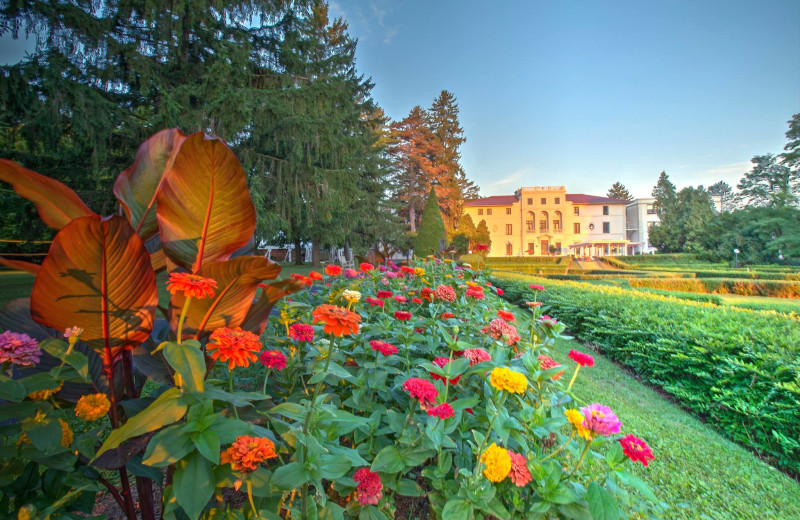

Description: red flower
[402,378,438,408]
[414,327,425,334]
[619,435,655,466]
[400,266,415,274]
[507,450,532,486]
[496,288,504,296]
[325,265,342,276]
[290,272,314,286]
[365,297,385,307]
[529,284,545,291]
[486,282,493,287]
[312,304,361,336]
[259,350,287,370]
[394,311,412,321]
[207,327,262,369]
[376,290,393,299]
[537,355,564,380]
[462,348,491,366]
[360,262,375,272]
[370,340,398,356]
[435,284,457,302]
[308,271,323,281]
[441,312,455,319]
[431,357,461,385]
[475,243,488,251]
[465,286,485,300]
[427,403,454,419]
[526,301,542,308]
[353,468,383,506]
[568,350,594,367]
[482,318,520,346]
[497,310,516,322]
[412,297,423,304]
[288,323,315,342]
[167,272,217,299]
[394,295,408,304]
[421,287,435,301]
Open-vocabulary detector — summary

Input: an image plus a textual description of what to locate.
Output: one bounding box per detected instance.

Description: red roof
[464,195,517,207]
[566,194,629,204]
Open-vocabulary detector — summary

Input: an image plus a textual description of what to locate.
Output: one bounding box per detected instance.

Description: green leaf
[358,506,389,520]
[268,402,307,422]
[203,387,268,407]
[441,498,472,520]
[173,451,214,520]
[143,426,196,467]
[164,341,206,394]
[317,454,351,479]
[615,470,658,502]
[557,503,593,520]
[397,478,423,496]
[371,446,404,473]
[63,350,90,382]
[95,388,187,459]
[586,482,620,520]
[0,374,26,402]
[270,462,311,490]
[325,361,356,382]
[319,502,345,520]
[22,418,62,452]
[192,429,221,464]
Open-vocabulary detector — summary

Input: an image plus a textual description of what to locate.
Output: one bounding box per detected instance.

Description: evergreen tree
[451,213,477,254]
[781,113,800,170]
[414,187,448,256]
[475,219,492,251]
[606,182,633,201]
[736,154,799,208]
[707,181,736,212]
[649,186,715,252]
[651,171,677,218]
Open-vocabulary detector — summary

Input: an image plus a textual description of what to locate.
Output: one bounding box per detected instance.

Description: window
[574,207,580,216]
[506,243,513,256]
[574,222,581,234]
[553,218,561,231]
[527,198,533,205]
[527,243,535,254]
[541,197,547,205]
[603,205,609,215]
[506,207,512,215]
[603,222,610,233]
[478,209,483,215]
[555,197,561,204]
[487,208,492,215]
[505,224,513,235]
[646,204,656,215]
[539,219,548,231]
[526,220,534,231]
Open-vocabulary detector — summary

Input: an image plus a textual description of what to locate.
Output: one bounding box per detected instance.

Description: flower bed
[0,131,661,519]
[491,272,800,474]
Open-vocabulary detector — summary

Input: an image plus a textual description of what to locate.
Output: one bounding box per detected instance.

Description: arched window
[553,211,562,231]
[539,211,549,232]
[526,212,535,232]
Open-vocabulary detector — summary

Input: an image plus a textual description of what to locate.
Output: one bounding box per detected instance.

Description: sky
[329,0,800,198]
[2,1,798,199]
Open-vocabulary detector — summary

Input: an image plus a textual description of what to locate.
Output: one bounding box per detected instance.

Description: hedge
[485,256,567,265]
[491,273,800,474]
[632,287,724,305]
[629,278,800,298]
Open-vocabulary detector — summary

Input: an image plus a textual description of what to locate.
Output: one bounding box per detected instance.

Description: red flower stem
[122,349,156,520]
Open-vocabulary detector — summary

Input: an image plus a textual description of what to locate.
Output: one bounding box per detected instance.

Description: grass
[547,338,800,520]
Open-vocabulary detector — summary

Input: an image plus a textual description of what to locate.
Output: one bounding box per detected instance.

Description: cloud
[481,169,530,194]
[368,0,397,44]
[705,161,752,176]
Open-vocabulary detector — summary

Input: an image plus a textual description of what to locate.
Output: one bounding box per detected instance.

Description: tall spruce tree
[414,187,448,256]
[606,182,633,201]
[651,171,677,218]
[708,181,735,212]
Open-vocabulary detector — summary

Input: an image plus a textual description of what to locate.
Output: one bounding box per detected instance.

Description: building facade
[464,186,630,257]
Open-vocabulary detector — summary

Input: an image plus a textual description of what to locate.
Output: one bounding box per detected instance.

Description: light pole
[733,248,740,268]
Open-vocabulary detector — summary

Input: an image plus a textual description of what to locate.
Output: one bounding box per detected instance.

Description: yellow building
[464,186,631,257]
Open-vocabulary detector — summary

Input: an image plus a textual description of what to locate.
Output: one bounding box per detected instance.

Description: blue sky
[330,0,800,198]
[2,1,798,199]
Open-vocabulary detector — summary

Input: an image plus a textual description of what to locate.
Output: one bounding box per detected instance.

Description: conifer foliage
[414,187,448,256]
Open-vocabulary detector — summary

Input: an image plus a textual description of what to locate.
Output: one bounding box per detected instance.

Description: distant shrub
[629,278,800,298]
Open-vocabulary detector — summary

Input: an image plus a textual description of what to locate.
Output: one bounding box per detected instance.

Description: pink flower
[462,348,491,366]
[435,285,457,302]
[529,284,545,291]
[619,434,655,466]
[539,315,557,327]
[568,350,594,367]
[259,350,287,370]
[353,468,383,505]
[482,318,520,346]
[507,450,532,487]
[394,295,408,304]
[370,340,398,356]
[465,286,485,300]
[343,268,359,278]
[288,324,315,342]
[365,297,385,307]
[427,403,454,420]
[581,403,622,437]
[402,378,438,408]
[0,331,41,366]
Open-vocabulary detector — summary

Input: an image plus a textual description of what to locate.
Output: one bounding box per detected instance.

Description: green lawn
[548,338,800,519]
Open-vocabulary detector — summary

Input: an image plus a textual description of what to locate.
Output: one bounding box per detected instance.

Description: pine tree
[651,171,677,218]
[707,181,735,212]
[475,219,492,251]
[782,113,800,170]
[414,188,448,256]
[451,213,477,254]
[736,154,798,208]
[606,182,633,201]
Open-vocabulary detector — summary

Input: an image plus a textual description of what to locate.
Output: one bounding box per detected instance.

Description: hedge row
[632,287,724,305]
[491,273,800,474]
[485,255,567,265]
[629,278,800,298]
[536,271,698,280]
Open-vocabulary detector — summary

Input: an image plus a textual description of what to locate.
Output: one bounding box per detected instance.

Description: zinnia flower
[435,284,457,302]
[288,323,315,342]
[414,267,425,276]
[537,355,564,380]
[402,378,438,408]
[421,287,435,301]
[480,443,511,483]
[376,290,393,299]
[496,288,504,296]
[526,301,542,308]
[539,315,557,327]
[344,268,359,278]
[308,271,324,281]
[564,409,592,441]
[529,284,545,291]
[400,266,415,275]
[482,318,520,346]
[497,310,515,321]
[568,350,594,367]
[167,272,217,299]
[370,340,398,356]
[28,382,63,401]
[63,326,84,339]
[507,451,532,486]
[220,435,277,473]
[342,290,362,303]
[325,265,342,276]
[619,434,655,466]
[365,297,385,307]
[259,350,287,370]
[207,327,262,369]
[75,393,111,421]
[312,304,361,336]
[462,348,491,366]
[394,311,412,321]
[489,367,528,394]
[411,297,423,304]
[427,403,454,419]
[441,312,455,319]
[360,262,375,272]
[431,357,461,385]
[394,295,408,304]
[290,273,314,287]
[0,331,41,366]
[580,403,622,437]
[465,286,485,300]
[353,468,383,506]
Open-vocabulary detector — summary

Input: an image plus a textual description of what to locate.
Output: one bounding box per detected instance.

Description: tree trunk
[344,240,351,263]
[409,206,416,232]
[312,241,321,267]
[294,236,303,265]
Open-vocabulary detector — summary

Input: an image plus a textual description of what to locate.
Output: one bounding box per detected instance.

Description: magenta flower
[580,403,622,437]
[0,331,41,366]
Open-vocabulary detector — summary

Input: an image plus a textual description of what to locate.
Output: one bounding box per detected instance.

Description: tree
[451,213,477,255]
[736,154,799,208]
[606,182,633,201]
[649,186,716,253]
[414,187,448,256]
[651,171,677,218]
[781,113,800,170]
[707,181,736,212]
[475,219,492,251]
[703,206,800,263]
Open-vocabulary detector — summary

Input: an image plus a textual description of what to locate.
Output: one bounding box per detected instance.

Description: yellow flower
[489,367,528,394]
[58,419,73,447]
[414,267,425,276]
[28,382,63,401]
[480,443,512,482]
[565,409,592,441]
[17,505,36,520]
[342,290,361,303]
[75,393,111,422]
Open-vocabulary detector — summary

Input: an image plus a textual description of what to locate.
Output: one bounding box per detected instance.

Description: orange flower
[207,327,262,369]
[75,393,111,421]
[167,272,217,299]
[312,304,361,337]
[220,435,277,473]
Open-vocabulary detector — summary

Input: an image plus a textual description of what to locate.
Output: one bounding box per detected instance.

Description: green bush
[491,273,800,474]
[629,278,800,298]
[633,287,724,305]
[598,257,633,269]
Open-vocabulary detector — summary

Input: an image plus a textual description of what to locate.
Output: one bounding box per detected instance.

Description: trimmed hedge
[598,256,633,269]
[486,256,567,265]
[491,273,800,474]
[632,287,724,305]
[629,278,800,298]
